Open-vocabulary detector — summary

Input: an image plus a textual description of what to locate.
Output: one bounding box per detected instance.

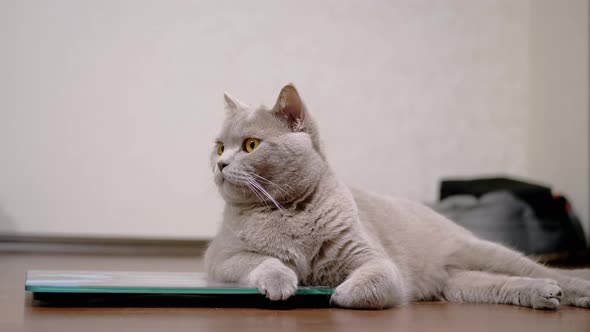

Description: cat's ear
[272,83,305,131]
[223,92,248,113]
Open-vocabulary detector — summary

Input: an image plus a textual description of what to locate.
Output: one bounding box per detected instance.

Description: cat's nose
[217,161,229,172]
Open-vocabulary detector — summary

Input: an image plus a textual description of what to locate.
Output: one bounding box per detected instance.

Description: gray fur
[205,85,590,310]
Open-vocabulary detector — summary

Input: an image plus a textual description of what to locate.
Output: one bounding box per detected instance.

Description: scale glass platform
[25,270,334,308]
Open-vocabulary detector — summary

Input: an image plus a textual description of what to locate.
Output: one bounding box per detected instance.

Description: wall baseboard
[0,234,209,256]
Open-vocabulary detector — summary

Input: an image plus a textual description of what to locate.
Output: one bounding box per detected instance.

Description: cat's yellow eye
[217,142,224,156]
[244,138,260,153]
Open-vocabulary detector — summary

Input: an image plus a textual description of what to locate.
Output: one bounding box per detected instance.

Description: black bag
[438,177,587,254]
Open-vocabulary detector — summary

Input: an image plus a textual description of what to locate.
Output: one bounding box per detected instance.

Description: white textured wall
[528,0,589,239]
[0,1,579,239]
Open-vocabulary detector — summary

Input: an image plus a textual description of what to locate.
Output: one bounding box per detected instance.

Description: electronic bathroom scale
[25,270,334,308]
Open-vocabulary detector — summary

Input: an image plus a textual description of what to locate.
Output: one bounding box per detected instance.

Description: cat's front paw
[331,259,406,309]
[331,277,396,309]
[527,278,562,310]
[247,258,298,301]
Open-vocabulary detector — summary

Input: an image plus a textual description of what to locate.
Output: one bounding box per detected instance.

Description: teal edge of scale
[25,285,336,295]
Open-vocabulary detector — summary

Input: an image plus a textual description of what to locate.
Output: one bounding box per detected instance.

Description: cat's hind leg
[556,277,590,308]
[454,239,590,308]
[442,270,562,310]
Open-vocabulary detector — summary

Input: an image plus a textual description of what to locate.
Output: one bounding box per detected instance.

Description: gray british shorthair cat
[205,84,590,309]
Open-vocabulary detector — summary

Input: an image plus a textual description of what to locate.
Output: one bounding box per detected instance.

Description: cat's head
[211,84,325,206]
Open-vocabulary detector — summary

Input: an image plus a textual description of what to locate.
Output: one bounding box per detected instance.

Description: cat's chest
[233,210,323,264]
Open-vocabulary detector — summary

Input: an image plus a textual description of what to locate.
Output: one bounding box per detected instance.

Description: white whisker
[225,170,286,215]
[246,180,270,209]
[247,178,285,212]
[248,172,293,197]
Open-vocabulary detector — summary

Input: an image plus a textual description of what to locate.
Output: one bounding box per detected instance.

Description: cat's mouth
[222,178,242,187]
[218,174,247,188]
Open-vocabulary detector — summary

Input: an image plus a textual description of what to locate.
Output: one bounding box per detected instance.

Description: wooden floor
[2,252,590,332]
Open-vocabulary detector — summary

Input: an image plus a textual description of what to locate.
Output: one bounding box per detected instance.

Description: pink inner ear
[276,85,305,131]
[282,103,304,122]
